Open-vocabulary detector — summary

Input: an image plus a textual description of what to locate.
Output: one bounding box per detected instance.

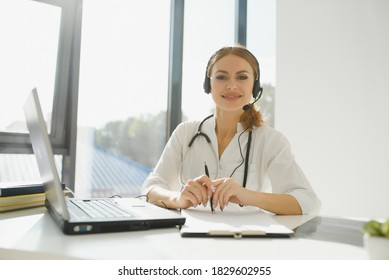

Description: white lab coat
[142,116,320,214]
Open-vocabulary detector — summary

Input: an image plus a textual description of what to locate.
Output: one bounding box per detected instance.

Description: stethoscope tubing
[180,115,252,188]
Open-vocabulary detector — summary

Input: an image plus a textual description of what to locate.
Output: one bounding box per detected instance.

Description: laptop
[24,88,185,235]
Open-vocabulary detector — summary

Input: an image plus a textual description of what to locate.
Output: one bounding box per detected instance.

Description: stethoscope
[180,114,252,189]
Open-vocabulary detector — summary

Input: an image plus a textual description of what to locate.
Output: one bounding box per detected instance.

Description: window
[76,0,170,198]
[0,0,60,135]
[247,0,276,126]
[182,0,235,121]
[0,0,80,184]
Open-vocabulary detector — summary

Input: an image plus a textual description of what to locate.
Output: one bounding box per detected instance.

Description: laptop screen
[24,88,70,220]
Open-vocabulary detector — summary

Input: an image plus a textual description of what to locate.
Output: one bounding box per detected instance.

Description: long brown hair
[206,46,265,130]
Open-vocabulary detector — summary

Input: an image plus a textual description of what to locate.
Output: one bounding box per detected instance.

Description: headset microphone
[242,104,251,111]
[242,87,263,111]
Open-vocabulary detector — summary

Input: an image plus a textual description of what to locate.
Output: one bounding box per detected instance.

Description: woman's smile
[221,93,243,101]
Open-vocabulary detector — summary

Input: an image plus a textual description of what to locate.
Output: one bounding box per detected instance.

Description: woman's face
[210,54,255,114]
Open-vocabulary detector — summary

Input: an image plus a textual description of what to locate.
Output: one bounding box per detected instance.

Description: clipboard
[180,205,294,238]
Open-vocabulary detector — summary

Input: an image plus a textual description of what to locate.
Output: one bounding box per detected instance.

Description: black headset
[203,47,263,99]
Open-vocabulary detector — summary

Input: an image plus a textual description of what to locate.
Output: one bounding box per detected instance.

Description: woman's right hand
[173,175,214,209]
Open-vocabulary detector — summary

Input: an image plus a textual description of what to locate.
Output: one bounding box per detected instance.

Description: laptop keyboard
[72,199,135,219]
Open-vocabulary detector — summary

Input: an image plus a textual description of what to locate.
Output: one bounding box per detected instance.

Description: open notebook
[180,204,293,238]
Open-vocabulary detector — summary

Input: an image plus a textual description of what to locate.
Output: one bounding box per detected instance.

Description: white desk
[0,207,368,260]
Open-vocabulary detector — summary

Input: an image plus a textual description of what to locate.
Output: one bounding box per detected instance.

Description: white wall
[276,0,389,218]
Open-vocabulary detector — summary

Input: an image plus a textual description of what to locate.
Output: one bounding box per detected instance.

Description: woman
[141,46,320,215]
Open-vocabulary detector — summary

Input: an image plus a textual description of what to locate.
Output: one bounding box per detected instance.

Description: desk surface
[0,207,369,260]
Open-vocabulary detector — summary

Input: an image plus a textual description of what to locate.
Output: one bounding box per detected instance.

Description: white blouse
[142,116,320,214]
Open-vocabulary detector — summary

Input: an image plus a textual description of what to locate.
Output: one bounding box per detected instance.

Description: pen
[204,161,215,213]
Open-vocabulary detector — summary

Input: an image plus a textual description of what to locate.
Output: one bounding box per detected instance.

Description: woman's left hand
[211,177,248,211]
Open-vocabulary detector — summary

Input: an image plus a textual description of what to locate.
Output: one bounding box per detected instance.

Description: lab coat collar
[208,115,245,133]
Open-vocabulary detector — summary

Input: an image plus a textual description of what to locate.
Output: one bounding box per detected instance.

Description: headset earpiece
[252,80,261,99]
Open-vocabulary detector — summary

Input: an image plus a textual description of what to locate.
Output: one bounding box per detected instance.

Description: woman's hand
[175,175,214,209]
[211,177,248,211]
